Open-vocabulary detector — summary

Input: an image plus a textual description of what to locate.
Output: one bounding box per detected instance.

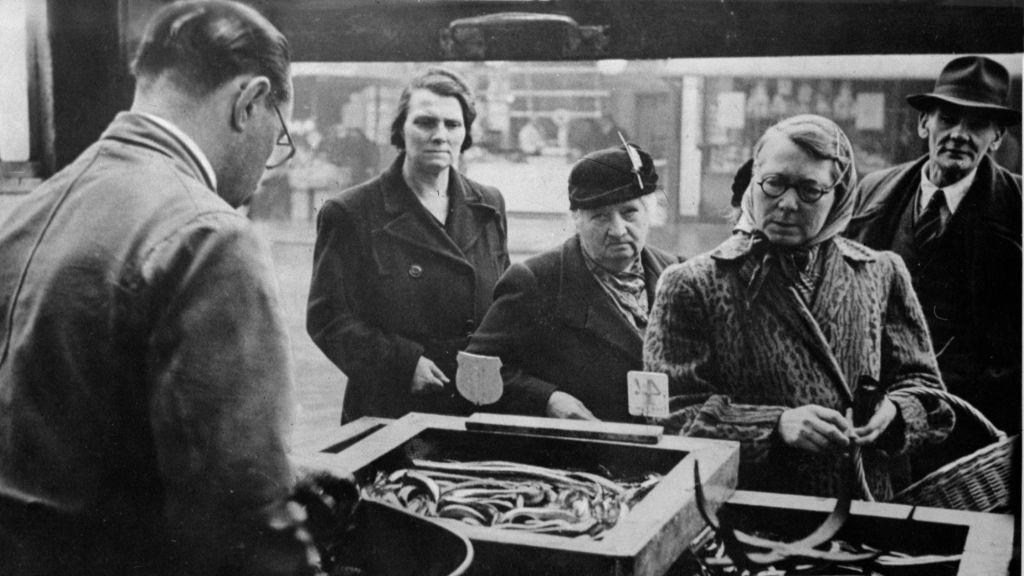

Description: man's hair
[131,0,291,104]
[390,67,477,152]
[752,114,858,200]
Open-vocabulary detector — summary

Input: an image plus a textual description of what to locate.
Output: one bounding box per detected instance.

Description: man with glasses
[0,2,329,575]
[846,57,1021,474]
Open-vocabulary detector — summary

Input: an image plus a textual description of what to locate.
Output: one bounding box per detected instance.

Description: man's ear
[231,76,273,132]
[989,124,1007,153]
[916,112,930,139]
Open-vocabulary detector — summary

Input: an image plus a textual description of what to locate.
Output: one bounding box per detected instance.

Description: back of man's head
[132,0,291,104]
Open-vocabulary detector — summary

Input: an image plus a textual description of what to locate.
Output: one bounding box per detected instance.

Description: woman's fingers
[811,405,854,436]
[779,405,852,453]
[411,357,449,394]
[797,427,833,453]
[429,362,450,384]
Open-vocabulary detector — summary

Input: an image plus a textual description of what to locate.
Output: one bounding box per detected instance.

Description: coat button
[408,264,423,278]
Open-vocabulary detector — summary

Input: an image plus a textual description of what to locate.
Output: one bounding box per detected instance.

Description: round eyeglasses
[756,160,850,204]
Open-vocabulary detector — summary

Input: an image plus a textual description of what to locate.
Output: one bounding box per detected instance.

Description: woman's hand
[851,398,898,446]
[546,391,598,421]
[778,405,853,453]
[411,356,449,395]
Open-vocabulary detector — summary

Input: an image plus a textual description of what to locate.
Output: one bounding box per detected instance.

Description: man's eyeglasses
[266,101,296,170]
[756,160,850,203]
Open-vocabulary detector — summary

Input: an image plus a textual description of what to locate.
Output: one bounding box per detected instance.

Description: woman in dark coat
[307,68,509,422]
[644,115,953,499]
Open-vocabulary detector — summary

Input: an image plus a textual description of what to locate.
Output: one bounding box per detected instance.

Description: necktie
[914,189,946,250]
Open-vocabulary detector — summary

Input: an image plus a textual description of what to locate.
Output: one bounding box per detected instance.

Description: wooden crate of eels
[302,412,740,576]
[680,490,1014,576]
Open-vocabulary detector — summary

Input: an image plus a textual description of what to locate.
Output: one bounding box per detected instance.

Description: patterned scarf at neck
[745,232,824,305]
[581,246,649,331]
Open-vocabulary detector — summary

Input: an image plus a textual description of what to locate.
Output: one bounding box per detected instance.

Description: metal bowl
[332,499,474,576]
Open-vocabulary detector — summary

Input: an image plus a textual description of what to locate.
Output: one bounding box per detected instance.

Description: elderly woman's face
[753,135,837,247]
[574,197,651,273]
[402,88,466,175]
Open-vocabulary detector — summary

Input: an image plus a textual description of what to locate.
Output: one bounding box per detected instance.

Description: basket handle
[853,386,1005,501]
[888,386,1006,442]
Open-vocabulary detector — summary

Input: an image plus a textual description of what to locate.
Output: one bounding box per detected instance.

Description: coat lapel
[721,236,854,404]
[641,247,674,304]
[446,171,502,256]
[809,242,854,340]
[378,158,474,272]
[849,157,924,248]
[556,237,643,361]
[758,269,852,402]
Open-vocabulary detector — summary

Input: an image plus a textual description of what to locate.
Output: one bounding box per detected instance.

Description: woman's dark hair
[131,0,291,104]
[390,67,477,152]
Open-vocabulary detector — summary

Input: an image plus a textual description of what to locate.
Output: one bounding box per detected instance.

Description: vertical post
[678,75,703,217]
[47,0,133,171]
[0,0,31,163]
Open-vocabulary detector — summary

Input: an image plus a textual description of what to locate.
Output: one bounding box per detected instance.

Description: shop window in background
[252,61,678,223]
[699,75,934,220]
[248,56,1019,232]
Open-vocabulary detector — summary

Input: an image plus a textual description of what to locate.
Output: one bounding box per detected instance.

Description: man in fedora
[846,56,1021,471]
[467,144,681,422]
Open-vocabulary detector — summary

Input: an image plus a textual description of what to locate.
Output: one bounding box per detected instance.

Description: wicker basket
[888,387,1016,512]
[893,433,1017,512]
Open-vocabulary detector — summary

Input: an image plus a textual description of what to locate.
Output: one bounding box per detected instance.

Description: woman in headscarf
[644,115,953,498]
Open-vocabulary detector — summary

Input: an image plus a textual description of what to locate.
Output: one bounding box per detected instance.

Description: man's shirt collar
[136,111,218,191]
[919,162,978,217]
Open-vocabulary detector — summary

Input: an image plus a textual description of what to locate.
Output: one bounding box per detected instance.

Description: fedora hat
[907,56,1020,124]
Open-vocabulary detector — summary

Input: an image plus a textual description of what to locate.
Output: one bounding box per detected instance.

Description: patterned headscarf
[733,115,859,304]
[734,114,859,248]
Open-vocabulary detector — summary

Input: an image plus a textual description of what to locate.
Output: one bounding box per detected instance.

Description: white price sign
[627,371,669,418]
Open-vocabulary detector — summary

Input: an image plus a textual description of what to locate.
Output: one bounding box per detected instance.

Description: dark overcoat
[845,154,1022,432]
[308,156,509,422]
[466,235,681,422]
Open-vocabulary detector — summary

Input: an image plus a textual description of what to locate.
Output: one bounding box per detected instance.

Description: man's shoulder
[857,158,922,194]
[987,160,1023,198]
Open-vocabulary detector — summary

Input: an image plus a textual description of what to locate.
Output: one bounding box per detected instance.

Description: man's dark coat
[845,154,1021,432]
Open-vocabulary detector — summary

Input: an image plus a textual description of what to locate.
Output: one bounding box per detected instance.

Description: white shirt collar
[919,162,977,217]
[136,111,218,191]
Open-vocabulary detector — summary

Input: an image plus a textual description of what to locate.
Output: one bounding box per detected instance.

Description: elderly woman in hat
[307,68,509,423]
[644,115,954,499]
[467,144,682,422]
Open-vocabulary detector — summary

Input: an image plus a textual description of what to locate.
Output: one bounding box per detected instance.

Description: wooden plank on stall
[465,412,663,444]
[292,416,394,455]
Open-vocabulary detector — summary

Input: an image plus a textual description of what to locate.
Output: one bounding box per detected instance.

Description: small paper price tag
[627,371,669,418]
[456,351,503,406]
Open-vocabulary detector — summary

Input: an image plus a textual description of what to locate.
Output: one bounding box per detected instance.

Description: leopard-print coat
[644,234,953,498]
